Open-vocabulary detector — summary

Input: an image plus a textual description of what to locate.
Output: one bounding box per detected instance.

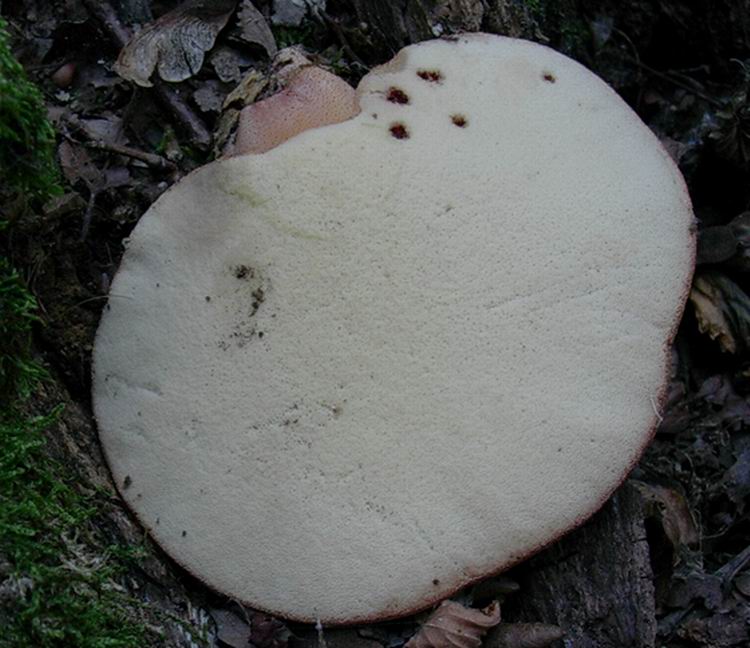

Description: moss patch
[0,17,60,202]
[0,409,150,648]
[0,21,163,648]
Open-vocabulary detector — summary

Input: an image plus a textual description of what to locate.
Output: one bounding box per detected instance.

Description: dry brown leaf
[210,609,250,648]
[223,69,268,110]
[237,0,277,57]
[484,623,564,648]
[211,46,251,83]
[214,69,268,156]
[635,482,699,552]
[114,0,237,87]
[193,81,225,113]
[58,141,104,189]
[689,272,750,353]
[272,0,324,27]
[696,225,738,265]
[696,374,750,431]
[405,600,501,648]
[735,570,750,597]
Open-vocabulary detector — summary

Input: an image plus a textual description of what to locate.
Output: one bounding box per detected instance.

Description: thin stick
[85,140,176,172]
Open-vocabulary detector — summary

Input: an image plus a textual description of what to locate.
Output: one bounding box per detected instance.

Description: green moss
[0,258,47,400]
[558,16,591,55]
[0,409,151,648]
[271,22,316,49]
[0,17,61,202]
[0,254,155,647]
[523,0,545,19]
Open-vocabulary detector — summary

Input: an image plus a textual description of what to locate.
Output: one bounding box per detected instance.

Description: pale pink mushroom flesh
[234,66,360,155]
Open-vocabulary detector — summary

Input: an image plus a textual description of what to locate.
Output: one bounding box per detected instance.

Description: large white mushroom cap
[93,34,695,624]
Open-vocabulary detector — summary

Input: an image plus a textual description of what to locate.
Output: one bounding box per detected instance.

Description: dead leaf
[272,0,324,27]
[58,141,105,189]
[696,374,750,431]
[677,609,750,646]
[211,47,252,83]
[659,136,690,164]
[485,623,564,648]
[696,225,738,265]
[657,379,692,435]
[724,446,750,506]
[194,82,225,113]
[103,167,131,188]
[690,272,750,353]
[405,600,501,648]
[667,568,723,610]
[309,629,381,648]
[248,609,289,647]
[635,482,699,553]
[223,69,268,110]
[211,608,250,648]
[114,0,238,87]
[214,69,268,156]
[237,1,277,57]
[735,570,750,597]
[590,15,615,49]
[43,193,87,219]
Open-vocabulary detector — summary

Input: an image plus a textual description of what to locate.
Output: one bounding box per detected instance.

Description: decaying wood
[505,482,657,648]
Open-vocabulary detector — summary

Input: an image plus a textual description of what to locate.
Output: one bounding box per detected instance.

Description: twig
[153,84,211,149]
[79,190,100,242]
[716,543,750,586]
[618,51,722,107]
[315,9,367,70]
[63,112,177,171]
[85,140,176,171]
[80,0,212,149]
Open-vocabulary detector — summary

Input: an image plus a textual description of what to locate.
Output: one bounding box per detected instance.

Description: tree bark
[503,483,657,648]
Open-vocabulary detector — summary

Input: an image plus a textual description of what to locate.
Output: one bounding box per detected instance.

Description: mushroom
[233,53,360,155]
[93,34,695,624]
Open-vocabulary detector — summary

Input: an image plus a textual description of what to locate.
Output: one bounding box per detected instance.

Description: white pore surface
[93,35,695,623]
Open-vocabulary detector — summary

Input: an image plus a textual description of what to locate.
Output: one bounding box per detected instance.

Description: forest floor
[1,1,749,647]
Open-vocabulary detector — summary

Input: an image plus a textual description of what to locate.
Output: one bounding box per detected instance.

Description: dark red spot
[451,114,467,127]
[432,578,440,585]
[417,69,443,83]
[389,123,409,140]
[543,72,556,83]
[386,87,409,104]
